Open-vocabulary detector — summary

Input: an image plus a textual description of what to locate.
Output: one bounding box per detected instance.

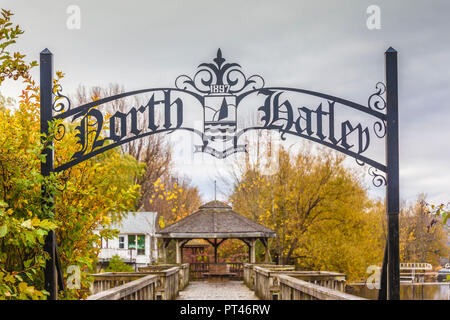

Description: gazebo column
[175,240,181,264]
[241,239,255,264]
[249,239,256,264]
[214,239,218,263]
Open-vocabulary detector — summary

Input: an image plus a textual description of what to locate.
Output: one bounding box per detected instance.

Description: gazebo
[156,201,276,264]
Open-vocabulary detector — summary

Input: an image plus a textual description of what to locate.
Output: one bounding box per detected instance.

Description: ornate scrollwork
[52,84,71,114]
[373,120,386,138]
[54,122,66,141]
[368,166,386,187]
[368,82,387,139]
[52,49,389,181]
[355,159,386,187]
[368,82,386,111]
[175,48,264,95]
[55,171,70,192]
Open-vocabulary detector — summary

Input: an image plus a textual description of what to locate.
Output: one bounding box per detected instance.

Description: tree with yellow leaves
[71,84,203,228]
[0,10,143,299]
[231,140,386,281]
[399,194,449,266]
[150,175,202,227]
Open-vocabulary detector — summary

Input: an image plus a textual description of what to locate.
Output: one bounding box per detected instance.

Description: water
[346,283,450,300]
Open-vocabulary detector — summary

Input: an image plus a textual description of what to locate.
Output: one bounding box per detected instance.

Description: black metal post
[385,47,400,300]
[40,48,58,300]
[378,242,388,299]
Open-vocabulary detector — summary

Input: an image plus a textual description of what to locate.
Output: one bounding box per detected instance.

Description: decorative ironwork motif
[175,49,264,95]
[368,82,387,139]
[368,166,387,187]
[55,171,70,192]
[52,83,71,114]
[54,122,66,141]
[355,159,386,187]
[51,49,388,187]
[368,82,386,111]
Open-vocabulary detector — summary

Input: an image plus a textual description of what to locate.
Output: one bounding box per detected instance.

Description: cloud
[2,0,449,204]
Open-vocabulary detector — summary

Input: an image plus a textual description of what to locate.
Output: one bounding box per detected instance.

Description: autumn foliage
[0,11,143,299]
[229,140,386,281]
[0,9,204,299]
[1,8,448,300]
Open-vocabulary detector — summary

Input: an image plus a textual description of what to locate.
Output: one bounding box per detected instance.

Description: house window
[127,235,145,255]
[137,235,145,255]
[128,235,136,249]
[119,236,125,249]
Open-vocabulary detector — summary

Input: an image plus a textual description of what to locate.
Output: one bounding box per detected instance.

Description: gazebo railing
[189,262,244,280]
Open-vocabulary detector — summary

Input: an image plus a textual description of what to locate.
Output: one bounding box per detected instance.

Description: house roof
[111,211,157,235]
[156,201,276,239]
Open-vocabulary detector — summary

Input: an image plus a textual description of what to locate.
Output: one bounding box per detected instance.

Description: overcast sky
[1,0,450,206]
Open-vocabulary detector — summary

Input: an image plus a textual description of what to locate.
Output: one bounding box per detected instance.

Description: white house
[97,212,159,268]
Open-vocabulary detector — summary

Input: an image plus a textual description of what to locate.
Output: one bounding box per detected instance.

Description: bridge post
[40,48,58,300]
[385,47,400,300]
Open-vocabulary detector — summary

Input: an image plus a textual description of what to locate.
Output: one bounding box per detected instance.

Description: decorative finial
[40,48,52,55]
[213,48,225,68]
[386,47,397,53]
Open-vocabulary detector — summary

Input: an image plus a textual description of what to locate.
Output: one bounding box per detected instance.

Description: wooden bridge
[86,263,365,300]
[85,201,362,300]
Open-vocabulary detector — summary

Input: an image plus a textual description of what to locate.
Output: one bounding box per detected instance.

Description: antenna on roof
[214,180,217,201]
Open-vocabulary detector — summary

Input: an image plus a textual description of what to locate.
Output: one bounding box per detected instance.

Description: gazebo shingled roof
[157,200,276,239]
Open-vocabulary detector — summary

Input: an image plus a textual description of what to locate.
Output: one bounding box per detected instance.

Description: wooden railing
[179,263,190,289]
[252,265,296,299]
[243,263,294,291]
[91,272,143,294]
[158,267,179,300]
[88,263,189,300]
[278,275,366,300]
[138,263,190,291]
[229,262,244,279]
[286,271,347,291]
[189,262,244,280]
[87,274,157,300]
[189,262,208,280]
[244,264,364,300]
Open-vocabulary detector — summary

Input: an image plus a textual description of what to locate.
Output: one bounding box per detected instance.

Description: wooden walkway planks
[177,281,259,300]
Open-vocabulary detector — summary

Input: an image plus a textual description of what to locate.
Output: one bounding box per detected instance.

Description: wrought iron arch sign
[39,48,400,300]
